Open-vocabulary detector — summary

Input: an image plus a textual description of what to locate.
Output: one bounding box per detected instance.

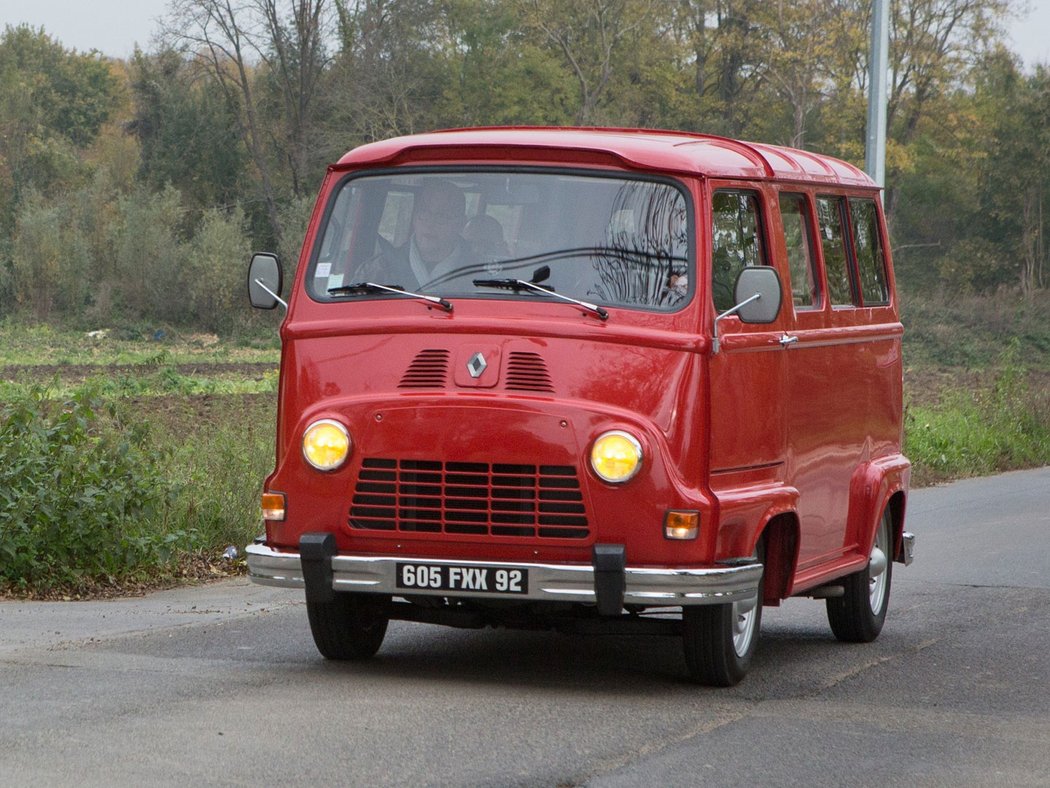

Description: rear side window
[849,198,889,305]
[779,193,820,309]
[712,190,765,311]
[816,196,853,306]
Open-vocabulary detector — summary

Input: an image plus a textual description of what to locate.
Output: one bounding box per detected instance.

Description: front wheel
[827,508,893,642]
[306,592,390,660]
[683,549,764,686]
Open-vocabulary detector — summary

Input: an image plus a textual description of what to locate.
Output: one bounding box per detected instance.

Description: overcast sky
[0,0,1048,68]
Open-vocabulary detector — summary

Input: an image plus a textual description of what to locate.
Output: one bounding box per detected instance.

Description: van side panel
[706,182,906,597]
[784,320,905,590]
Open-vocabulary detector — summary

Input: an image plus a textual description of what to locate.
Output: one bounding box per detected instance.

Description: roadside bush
[163,414,273,550]
[906,342,1050,484]
[0,383,185,591]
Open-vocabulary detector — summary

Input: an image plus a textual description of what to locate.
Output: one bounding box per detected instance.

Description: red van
[246,127,914,686]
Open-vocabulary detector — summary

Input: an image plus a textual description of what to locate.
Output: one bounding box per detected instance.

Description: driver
[399,180,470,288]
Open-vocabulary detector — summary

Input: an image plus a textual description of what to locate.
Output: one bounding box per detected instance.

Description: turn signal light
[262,492,286,521]
[664,510,699,540]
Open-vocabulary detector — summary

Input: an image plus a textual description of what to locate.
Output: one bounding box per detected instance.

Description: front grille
[349,458,589,539]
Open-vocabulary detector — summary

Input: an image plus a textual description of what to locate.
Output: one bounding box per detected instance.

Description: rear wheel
[683,546,764,686]
[306,592,390,660]
[827,508,892,642]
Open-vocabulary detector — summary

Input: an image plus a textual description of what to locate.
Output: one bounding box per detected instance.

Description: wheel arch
[846,454,910,562]
[758,511,799,606]
[887,489,909,564]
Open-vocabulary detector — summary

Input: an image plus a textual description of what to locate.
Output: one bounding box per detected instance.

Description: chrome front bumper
[246,543,762,607]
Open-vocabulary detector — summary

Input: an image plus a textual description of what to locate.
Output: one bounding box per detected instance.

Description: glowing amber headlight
[590,430,643,483]
[302,419,351,471]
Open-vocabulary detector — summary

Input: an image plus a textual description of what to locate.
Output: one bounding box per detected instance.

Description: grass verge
[905,345,1050,486]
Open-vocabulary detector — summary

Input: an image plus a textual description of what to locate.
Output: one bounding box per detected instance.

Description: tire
[827,507,893,643]
[306,592,390,660]
[683,546,764,687]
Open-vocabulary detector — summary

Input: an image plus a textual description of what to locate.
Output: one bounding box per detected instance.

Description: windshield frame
[303,165,696,314]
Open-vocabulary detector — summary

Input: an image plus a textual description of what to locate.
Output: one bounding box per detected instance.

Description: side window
[816,196,854,306]
[849,198,889,305]
[712,190,765,312]
[778,193,821,309]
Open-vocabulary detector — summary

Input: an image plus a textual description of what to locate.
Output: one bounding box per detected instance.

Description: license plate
[396,563,529,595]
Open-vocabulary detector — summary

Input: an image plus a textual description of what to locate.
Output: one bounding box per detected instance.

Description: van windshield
[307,170,692,311]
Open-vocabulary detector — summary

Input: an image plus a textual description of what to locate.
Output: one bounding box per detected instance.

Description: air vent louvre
[505,351,554,393]
[398,349,450,388]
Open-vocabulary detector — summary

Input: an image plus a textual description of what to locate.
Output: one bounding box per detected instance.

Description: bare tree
[164,0,334,243]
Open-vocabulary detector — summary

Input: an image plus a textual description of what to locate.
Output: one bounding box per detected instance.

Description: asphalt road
[2,466,1048,787]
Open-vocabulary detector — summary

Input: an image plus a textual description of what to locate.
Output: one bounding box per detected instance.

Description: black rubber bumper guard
[299,533,628,613]
[592,544,626,616]
[299,533,336,603]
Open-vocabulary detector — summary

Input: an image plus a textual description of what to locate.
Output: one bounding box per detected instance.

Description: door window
[849,198,890,305]
[711,190,765,312]
[779,193,821,309]
[816,196,854,306]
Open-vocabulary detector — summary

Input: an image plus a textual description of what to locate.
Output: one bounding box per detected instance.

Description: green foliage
[128,48,246,214]
[0,383,180,591]
[275,195,315,277]
[160,413,275,551]
[0,25,121,235]
[905,342,1050,485]
[186,207,253,334]
[113,185,187,322]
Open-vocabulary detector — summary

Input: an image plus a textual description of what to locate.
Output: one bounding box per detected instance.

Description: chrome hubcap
[868,518,890,614]
[731,594,759,656]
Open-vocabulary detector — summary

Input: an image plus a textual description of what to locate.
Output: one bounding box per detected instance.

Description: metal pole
[865,0,889,187]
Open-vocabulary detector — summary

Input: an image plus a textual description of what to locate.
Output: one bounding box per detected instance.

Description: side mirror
[713,266,783,353]
[734,266,781,324]
[248,252,286,310]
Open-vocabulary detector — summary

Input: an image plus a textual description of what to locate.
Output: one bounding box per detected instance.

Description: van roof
[336,126,875,187]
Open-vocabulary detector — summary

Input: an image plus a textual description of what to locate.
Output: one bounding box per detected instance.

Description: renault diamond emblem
[466,352,488,379]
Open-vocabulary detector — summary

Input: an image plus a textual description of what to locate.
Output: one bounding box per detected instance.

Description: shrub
[0,382,184,591]
[163,415,273,550]
[113,184,187,323]
[185,206,252,335]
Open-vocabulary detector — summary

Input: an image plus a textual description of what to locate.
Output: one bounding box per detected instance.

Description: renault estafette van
[246,127,914,686]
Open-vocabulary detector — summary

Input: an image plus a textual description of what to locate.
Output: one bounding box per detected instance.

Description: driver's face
[412,192,464,264]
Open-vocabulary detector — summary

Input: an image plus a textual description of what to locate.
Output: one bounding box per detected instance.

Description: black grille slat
[347,458,588,539]
[539,527,589,539]
[539,489,584,502]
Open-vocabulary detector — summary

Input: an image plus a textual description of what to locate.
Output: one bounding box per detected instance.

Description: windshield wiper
[474,266,608,321]
[328,282,453,313]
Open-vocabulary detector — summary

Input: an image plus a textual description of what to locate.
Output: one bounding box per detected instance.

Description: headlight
[302,419,351,471]
[590,430,643,483]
